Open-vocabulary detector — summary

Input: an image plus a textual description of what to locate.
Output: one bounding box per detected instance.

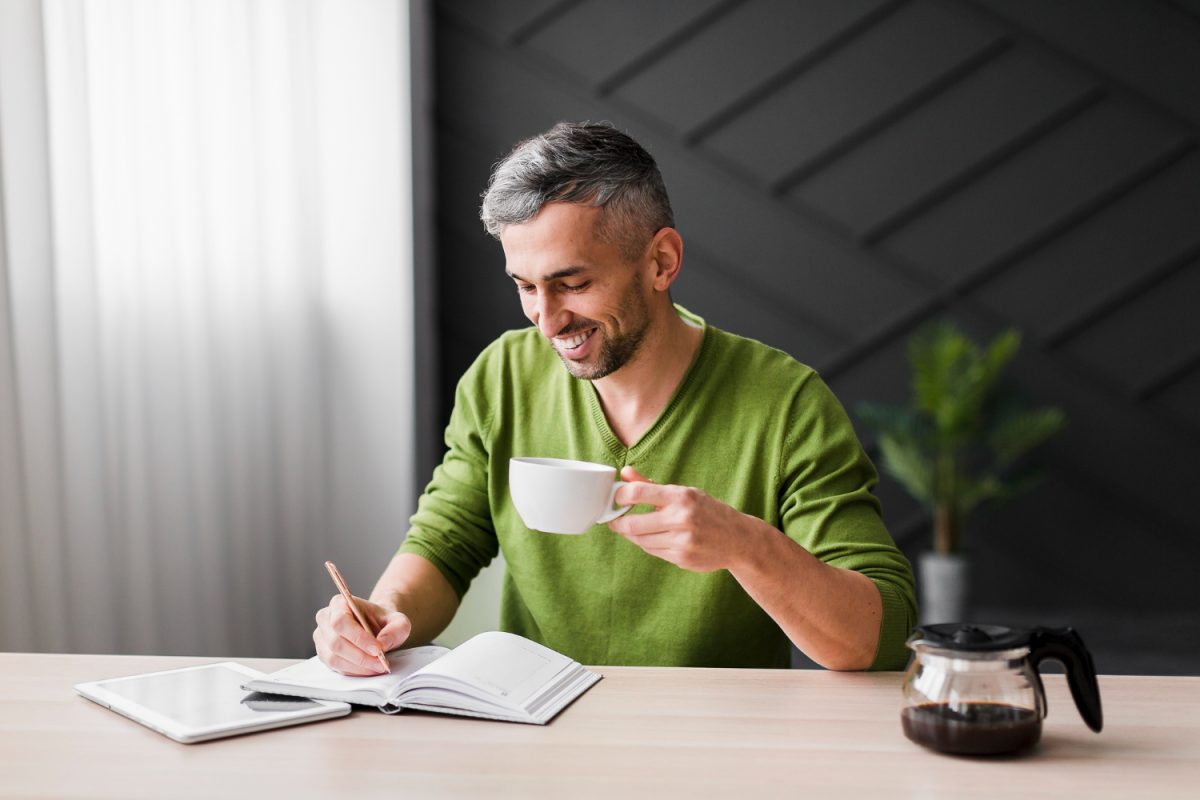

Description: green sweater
[400,307,916,669]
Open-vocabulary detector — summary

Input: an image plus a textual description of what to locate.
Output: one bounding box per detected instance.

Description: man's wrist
[726,512,779,576]
[369,587,408,617]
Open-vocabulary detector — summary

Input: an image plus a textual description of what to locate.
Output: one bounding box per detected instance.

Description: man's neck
[592,306,704,448]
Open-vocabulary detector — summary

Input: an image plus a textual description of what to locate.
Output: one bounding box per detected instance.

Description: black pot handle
[1029,627,1103,733]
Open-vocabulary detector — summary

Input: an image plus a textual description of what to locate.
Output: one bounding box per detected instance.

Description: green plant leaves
[857,403,934,504]
[879,433,935,505]
[988,406,1067,468]
[910,323,1021,443]
[855,321,1065,552]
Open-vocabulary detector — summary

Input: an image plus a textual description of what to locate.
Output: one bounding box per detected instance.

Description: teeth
[556,329,592,349]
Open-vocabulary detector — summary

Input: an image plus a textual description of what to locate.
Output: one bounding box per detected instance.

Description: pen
[324,560,391,673]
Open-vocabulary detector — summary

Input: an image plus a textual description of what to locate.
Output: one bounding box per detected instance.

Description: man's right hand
[313,594,413,676]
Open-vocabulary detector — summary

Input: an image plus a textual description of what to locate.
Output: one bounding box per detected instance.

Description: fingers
[313,595,388,675]
[329,595,386,655]
[614,466,660,506]
[614,479,678,507]
[620,465,652,483]
[607,504,679,550]
[612,483,706,527]
[609,508,673,537]
[615,527,682,553]
[376,613,413,653]
[314,631,386,676]
[606,476,729,573]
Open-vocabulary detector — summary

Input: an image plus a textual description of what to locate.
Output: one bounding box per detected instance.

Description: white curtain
[0,0,415,657]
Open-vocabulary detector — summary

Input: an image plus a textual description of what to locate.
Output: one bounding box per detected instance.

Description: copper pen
[324,560,390,673]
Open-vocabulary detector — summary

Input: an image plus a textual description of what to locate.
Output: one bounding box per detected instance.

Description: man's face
[501,202,651,381]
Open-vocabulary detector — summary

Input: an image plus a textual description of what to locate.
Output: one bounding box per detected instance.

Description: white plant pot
[918,552,969,625]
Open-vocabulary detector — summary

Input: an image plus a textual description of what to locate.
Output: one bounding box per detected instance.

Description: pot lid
[907,623,1033,652]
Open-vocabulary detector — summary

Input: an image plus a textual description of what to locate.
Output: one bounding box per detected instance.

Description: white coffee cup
[509,457,632,534]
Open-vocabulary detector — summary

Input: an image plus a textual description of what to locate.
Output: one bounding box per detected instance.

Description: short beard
[557,282,650,381]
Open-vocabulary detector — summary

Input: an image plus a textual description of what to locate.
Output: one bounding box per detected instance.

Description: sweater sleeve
[778,373,917,670]
[397,352,499,600]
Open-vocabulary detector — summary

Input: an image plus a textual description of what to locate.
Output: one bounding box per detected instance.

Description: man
[314,122,916,673]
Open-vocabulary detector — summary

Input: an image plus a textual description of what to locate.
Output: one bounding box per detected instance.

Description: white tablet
[74,661,351,743]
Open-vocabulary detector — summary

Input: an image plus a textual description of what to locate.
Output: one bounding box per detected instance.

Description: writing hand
[607,466,756,573]
[313,595,412,676]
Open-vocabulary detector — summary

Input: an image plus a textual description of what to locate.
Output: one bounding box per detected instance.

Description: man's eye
[562,281,591,292]
[517,284,535,294]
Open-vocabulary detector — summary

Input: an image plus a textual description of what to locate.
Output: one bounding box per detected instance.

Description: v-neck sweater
[400,307,916,669]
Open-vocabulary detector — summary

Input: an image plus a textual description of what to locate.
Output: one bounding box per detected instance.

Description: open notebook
[242,631,600,725]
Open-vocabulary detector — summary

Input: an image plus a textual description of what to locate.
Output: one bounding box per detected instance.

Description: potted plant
[856,321,1066,624]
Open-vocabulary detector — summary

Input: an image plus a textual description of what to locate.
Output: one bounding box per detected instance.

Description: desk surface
[1,653,1197,799]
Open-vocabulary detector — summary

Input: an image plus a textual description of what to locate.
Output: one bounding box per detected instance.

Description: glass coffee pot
[901,624,1103,755]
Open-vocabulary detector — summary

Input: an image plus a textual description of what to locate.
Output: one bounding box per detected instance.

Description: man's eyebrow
[506,265,589,283]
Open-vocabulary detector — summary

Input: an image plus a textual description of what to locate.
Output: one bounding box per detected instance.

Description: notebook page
[259,645,447,698]
[410,632,572,707]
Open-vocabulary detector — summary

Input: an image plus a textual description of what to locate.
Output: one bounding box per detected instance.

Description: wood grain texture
[2,653,1199,798]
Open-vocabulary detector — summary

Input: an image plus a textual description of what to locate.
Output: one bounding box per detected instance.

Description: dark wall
[429,0,1200,673]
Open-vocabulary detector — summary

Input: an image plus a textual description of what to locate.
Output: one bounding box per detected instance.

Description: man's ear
[648,227,683,292]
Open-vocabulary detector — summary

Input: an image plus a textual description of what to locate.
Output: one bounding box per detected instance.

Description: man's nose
[533,291,566,338]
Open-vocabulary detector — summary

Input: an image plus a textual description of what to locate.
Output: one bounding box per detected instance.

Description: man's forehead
[499,203,616,282]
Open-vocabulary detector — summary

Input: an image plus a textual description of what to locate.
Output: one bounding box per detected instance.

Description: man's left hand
[607,466,759,572]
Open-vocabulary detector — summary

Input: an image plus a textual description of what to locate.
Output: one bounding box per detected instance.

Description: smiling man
[313,122,916,673]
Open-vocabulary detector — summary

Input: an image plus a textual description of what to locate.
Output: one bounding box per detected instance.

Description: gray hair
[480,122,674,259]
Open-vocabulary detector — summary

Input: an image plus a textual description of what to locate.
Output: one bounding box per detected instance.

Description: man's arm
[609,467,889,671]
[314,337,508,675]
[312,552,459,675]
[369,552,460,647]
[730,517,882,670]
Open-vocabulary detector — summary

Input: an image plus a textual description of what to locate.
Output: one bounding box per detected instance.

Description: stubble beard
[556,282,651,381]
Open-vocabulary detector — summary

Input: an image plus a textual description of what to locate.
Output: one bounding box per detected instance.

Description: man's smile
[553,327,597,358]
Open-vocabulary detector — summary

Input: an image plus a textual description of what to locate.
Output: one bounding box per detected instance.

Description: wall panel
[432,0,1200,673]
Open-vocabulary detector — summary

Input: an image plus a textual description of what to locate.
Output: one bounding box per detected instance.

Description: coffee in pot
[901,624,1103,756]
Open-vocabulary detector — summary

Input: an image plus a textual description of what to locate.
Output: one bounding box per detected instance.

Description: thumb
[621,465,655,483]
[376,612,412,652]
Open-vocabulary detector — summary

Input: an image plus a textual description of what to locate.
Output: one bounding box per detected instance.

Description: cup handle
[594,480,631,524]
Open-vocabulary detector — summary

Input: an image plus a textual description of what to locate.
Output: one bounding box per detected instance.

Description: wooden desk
[1,653,1197,798]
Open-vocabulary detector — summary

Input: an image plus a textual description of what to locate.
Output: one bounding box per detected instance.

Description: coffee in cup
[509,457,632,534]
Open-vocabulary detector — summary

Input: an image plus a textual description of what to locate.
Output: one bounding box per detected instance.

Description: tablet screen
[93,664,324,727]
